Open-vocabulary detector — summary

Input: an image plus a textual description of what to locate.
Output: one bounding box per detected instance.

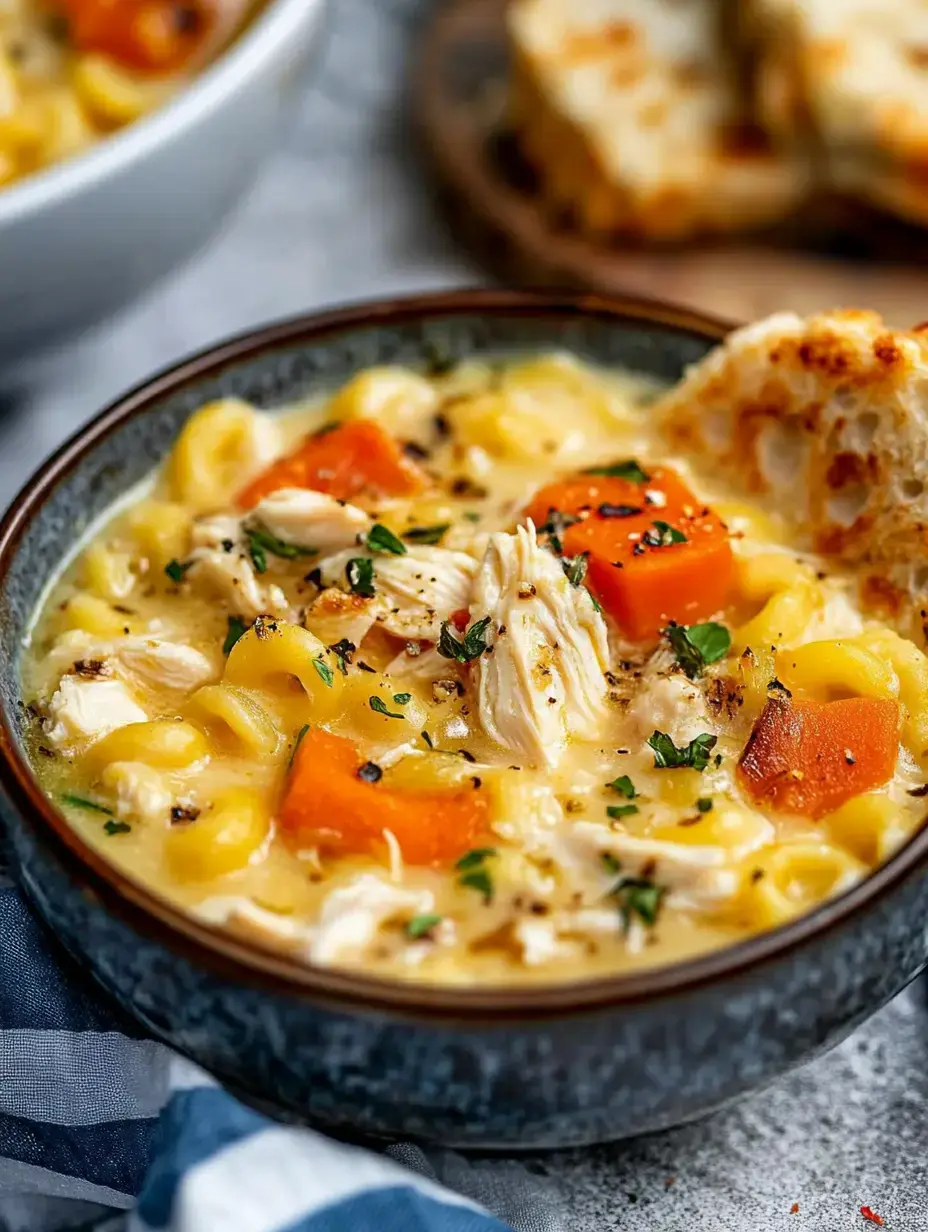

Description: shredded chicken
[252,488,371,552]
[308,874,433,966]
[45,677,147,750]
[470,524,610,768]
[196,897,313,950]
[101,761,172,824]
[570,820,771,911]
[43,631,215,694]
[187,515,290,621]
[627,669,716,747]
[302,587,378,649]
[320,545,478,641]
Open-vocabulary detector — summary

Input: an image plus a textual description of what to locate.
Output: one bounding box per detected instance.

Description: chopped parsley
[60,793,111,815]
[562,553,588,587]
[288,724,310,768]
[696,797,714,813]
[437,615,491,663]
[246,526,316,573]
[665,621,732,679]
[392,692,412,705]
[370,695,404,719]
[164,558,192,583]
[590,593,604,615]
[455,847,497,903]
[648,730,718,771]
[222,616,248,656]
[328,638,355,674]
[406,913,443,939]
[103,819,132,836]
[365,523,407,555]
[346,557,375,597]
[609,877,665,928]
[463,511,481,523]
[404,524,450,545]
[606,774,636,798]
[456,846,497,871]
[421,730,433,748]
[607,804,638,820]
[642,521,687,548]
[584,459,650,483]
[537,508,579,554]
[312,657,334,688]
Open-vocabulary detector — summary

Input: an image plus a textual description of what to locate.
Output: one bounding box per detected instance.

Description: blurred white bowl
[0,0,326,362]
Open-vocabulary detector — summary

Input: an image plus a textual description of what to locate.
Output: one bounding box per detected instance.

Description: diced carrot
[279,729,490,866]
[737,696,901,819]
[524,467,732,642]
[450,608,471,631]
[54,0,222,72]
[238,420,427,508]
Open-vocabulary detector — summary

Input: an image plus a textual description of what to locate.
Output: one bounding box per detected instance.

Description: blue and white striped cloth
[0,844,563,1232]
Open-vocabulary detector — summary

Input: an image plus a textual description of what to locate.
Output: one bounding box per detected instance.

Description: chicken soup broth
[21,354,927,984]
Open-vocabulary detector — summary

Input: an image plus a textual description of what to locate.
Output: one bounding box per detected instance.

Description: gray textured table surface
[5,2,928,1228]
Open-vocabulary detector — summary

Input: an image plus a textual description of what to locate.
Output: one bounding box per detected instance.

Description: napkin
[0,843,566,1232]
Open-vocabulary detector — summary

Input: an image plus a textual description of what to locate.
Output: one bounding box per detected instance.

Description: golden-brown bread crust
[507,0,809,242]
[656,309,928,640]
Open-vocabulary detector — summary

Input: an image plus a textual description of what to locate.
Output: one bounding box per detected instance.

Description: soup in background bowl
[0,1,264,189]
[2,291,927,1147]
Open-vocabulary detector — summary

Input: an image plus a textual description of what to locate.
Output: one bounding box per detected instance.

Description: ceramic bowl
[1,290,926,1150]
[0,0,326,364]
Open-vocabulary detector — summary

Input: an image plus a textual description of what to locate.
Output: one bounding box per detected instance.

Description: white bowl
[0,0,326,362]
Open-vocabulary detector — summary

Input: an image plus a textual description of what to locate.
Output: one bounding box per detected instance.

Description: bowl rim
[0,0,325,227]
[2,286,926,1022]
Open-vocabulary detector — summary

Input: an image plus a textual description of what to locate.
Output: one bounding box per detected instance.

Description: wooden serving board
[414,0,928,326]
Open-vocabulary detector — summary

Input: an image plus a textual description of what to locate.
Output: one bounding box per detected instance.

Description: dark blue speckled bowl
[1,291,927,1149]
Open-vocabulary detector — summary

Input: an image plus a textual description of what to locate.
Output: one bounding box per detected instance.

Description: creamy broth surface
[21,355,928,984]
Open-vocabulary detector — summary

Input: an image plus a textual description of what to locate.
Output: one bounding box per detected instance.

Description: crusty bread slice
[656,310,928,641]
[507,0,809,241]
[745,0,928,226]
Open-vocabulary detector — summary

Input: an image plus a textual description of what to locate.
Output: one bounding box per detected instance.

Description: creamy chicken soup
[21,354,928,984]
[0,1,260,190]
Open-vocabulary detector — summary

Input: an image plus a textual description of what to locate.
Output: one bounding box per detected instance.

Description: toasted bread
[657,309,928,640]
[507,0,809,241]
[746,0,928,225]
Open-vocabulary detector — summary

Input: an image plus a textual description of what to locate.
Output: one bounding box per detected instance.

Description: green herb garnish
[606,774,636,799]
[609,877,665,928]
[665,621,731,679]
[222,616,247,656]
[458,869,493,903]
[463,511,481,523]
[643,521,687,548]
[328,638,354,674]
[562,553,588,587]
[455,846,497,871]
[406,913,443,939]
[312,657,334,688]
[103,819,132,836]
[365,523,407,555]
[346,557,375,597]
[61,793,112,815]
[164,558,192,583]
[537,508,579,554]
[647,730,718,771]
[696,797,714,813]
[246,527,316,573]
[421,730,434,748]
[590,594,604,615]
[607,804,639,820]
[392,692,412,705]
[584,459,650,483]
[404,524,450,545]
[288,724,310,768]
[370,695,404,719]
[437,615,492,663]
